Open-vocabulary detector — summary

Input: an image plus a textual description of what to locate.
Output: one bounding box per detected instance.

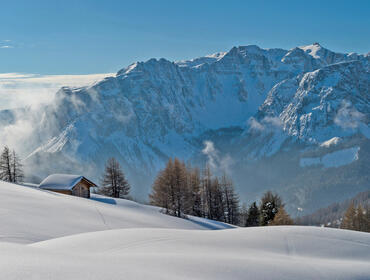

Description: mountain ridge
[0,43,368,214]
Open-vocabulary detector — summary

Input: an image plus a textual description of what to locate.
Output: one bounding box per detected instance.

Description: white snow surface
[320,136,342,147]
[0,181,231,244]
[300,147,360,168]
[38,174,86,190]
[0,180,369,279]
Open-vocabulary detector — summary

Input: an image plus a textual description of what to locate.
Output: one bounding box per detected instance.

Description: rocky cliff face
[1,43,369,214]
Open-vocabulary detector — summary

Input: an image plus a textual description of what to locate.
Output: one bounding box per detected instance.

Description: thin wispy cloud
[248,116,282,132]
[334,100,365,129]
[1,39,14,49]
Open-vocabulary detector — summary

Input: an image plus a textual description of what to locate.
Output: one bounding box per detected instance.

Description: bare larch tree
[99,158,130,198]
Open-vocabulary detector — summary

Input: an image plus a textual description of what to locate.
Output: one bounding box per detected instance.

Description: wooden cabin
[38,174,97,198]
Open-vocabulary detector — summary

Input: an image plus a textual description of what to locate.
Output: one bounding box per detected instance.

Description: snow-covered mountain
[0,43,369,214]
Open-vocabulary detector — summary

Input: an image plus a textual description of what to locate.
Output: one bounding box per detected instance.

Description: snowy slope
[0,181,369,279]
[0,181,231,244]
[0,227,368,280]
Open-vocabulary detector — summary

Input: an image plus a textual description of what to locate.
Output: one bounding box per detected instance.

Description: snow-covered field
[0,181,230,244]
[0,180,369,279]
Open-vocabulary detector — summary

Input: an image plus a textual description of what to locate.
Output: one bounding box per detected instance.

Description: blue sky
[0,0,369,74]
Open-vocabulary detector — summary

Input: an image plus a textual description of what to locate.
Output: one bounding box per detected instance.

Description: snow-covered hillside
[0,180,369,280]
[0,181,230,244]
[0,43,369,214]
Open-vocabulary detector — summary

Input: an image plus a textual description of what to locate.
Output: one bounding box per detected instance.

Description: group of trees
[2,149,367,233]
[150,158,240,223]
[295,191,369,230]
[0,146,23,183]
[149,158,293,226]
[340,202,369,232]
[240,191,293,227]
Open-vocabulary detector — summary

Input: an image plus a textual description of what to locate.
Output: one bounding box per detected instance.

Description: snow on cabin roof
[39,174,96,191]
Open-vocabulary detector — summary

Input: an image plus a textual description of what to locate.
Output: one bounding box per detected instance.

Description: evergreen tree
[11,150,24,183]
[356,205,367,232]
[202,165,214,219]
[209,177,225,221]
[341,202,370,232]
[340,202,357,230]
[260,191,282,226]
[187,167,203,217]
[150,158,190,217]
[99,158,130,198]
[269,206,294,226]
[239,203,248,227]
[172,158,189,217]
[0,146,13,182]
[220,174,240,225]
[150,168,171,213]
[246,202,260,227]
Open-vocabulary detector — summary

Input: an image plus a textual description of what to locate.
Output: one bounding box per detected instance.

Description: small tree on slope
[260,191,283,226]
[11,150,24,183]
[99,158,130,198]
[0,146,13,182]
[269,206,294,226]
[246,202,260,227]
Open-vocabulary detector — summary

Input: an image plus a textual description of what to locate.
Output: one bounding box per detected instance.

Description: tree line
[295,190,369,229]
[1,148,367,232]
[149,158,293,227]
[340,202,370,232]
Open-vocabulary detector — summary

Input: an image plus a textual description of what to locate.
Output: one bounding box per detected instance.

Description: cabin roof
[39,174,97,191]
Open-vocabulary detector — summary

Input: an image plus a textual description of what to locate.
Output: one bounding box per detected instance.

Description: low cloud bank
[0,72,114,110]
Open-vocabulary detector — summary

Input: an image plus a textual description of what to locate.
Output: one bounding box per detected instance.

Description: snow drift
[0,181,230,244]
[0,180,369,279]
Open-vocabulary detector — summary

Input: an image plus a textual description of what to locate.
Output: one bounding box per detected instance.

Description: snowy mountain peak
[205,51,227,59]
[299,42,324,58]
[1,43,369,213]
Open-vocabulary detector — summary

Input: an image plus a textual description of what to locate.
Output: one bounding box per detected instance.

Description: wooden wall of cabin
[72,182,90,198]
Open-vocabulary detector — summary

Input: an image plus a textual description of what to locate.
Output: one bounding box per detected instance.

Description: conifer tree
[150,168,171,213]
[150,158,243,225]
[0,146,13,182]
[246,202,260,227]
[260,191,282,226]
[150,158,190,217]
[356,205,367,232]
[11,150,24,183]
[340,202,357,230]
[239,203,248,226]
[208,177,223,221]
[220,174,240,224]
[341,202,370,232]
[172,158,188,217]
[188,167,202,217]
[201,165,214,219]
[99,158,130,198]
[269,206,294,226]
